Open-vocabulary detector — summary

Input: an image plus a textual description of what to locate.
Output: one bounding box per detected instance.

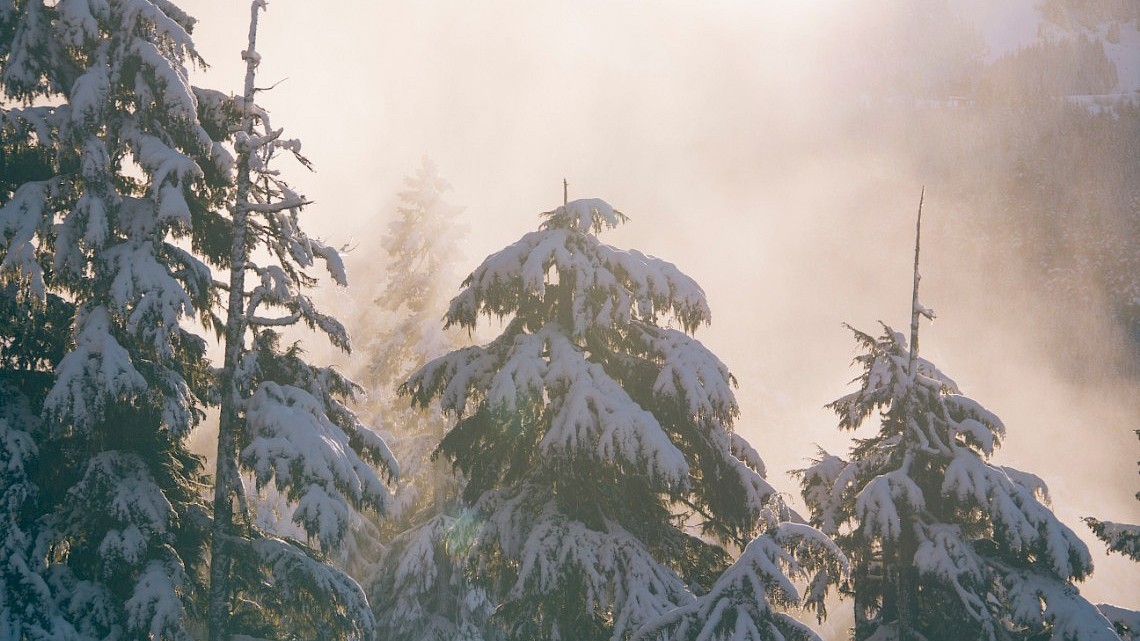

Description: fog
[180,0,1139,613]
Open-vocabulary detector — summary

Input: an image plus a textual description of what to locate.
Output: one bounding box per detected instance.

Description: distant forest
[839,0,1140,373]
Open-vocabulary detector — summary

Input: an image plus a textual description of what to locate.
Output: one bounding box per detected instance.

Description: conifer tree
[356,155,466,519]
[1,1,396,637]
[205,2,396,640]
[405,199,838,641]
[357,159,495,640]
[797,202,1119,641]
[0,1,225,637]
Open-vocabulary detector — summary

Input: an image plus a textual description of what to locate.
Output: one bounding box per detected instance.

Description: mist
[180,0,1139,613]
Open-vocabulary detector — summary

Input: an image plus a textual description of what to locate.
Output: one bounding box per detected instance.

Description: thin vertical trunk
[898,188,926,641]
[907,186,925,376]
[852,547,874,641]
[207,3,262,640]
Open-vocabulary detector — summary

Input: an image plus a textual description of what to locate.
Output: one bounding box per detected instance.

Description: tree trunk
[207,3,262,639]
[853,547,875,641]
[897,510,919,641]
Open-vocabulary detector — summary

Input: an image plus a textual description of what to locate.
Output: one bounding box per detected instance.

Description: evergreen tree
[797,209,1119,640]
[1,1,227,637]
[356,155,466,520]
[1,1,396,638]
[205,2,396,640]
[357,159,494,640]
[404,198,837,641]
[799,324,1120,640]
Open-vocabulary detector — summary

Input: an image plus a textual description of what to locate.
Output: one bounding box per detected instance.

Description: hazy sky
[179,0,1139,610]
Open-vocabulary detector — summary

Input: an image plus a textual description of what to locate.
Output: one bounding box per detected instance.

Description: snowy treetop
[404,199,796,639]
[541,198,628,233]
[447,198,710,335]
[377,155,467,318]
[829,323,1006,457]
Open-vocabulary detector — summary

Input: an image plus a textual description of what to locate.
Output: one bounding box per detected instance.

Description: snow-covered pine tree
[797,204,1118,641]
[404,199,838,641]
[356,159,495,640]
[0,2,231,637]
[206,3,396,640]
[356,155,466,521]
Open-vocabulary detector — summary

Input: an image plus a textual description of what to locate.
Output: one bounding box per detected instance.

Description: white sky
[179,0,1140,610]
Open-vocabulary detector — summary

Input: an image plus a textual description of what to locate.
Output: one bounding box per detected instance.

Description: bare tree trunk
[898,188,926,641]
[207,3,262,639]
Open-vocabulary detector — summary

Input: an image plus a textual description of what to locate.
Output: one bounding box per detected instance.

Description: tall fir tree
[404,198,839,641]
[205,2,396,640]
[355,159,496,640]
[1,1,397,638]
[356,155,466,520]
[0,1,228,637]
[797,201,1119,641]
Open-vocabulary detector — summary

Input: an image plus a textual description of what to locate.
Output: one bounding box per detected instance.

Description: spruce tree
[1,2,396,637]
[405,198,837,641]
[356,155,466,520]
[358,159,494,640]
[205,2,396,639]
[797,203,1119,641]
[0,1,225,637]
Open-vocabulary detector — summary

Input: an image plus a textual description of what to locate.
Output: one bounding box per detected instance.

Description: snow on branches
[242,380,393,549]
[370,513,496,641]
[43,305,148,431]
[799,324,1118,641]
[405,199,829,640]
[445,200,710,335]
[633,512,846,641]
